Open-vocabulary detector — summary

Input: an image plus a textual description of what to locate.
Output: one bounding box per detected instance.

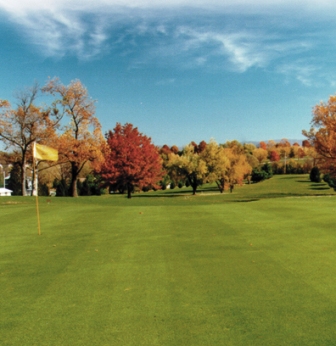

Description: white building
[0,188,13,196]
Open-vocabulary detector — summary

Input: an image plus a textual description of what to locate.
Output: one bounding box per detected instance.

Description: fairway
[1,175,336,345]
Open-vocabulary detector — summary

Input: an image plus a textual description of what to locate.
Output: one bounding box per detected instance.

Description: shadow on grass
[309,183,330,191]
[280,176,302,179]
[310,187,331,191]
[131,186,220,198]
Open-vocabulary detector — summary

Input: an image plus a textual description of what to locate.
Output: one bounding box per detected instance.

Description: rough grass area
[1,175,336,345]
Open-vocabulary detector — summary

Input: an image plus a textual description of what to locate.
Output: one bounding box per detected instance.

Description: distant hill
[243,139,305,146]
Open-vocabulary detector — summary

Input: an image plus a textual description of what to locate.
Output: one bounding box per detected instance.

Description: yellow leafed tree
[200,140,229,193]
[43,78,104,197]
[167,144,207,195]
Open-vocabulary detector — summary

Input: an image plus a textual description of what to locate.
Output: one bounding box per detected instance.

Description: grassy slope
[1,175,336,345]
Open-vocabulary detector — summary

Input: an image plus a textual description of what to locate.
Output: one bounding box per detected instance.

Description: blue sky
[1,0,336,147]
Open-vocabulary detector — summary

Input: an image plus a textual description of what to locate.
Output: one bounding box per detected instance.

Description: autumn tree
[276,138,291,158]
[158,145,174,189]
[253,148,268,164]
[243,143,256,155]
[98,123,163,199]
[259,141,267,150]
[222,140,245,155]
[223,147,252,191]
[303,94,336,182]
[167,144,207,195]
[302,139,311,148]
[170,145,179,154]
[0,84,57,195]
[269,150,280,162]
[42,78,104,197]
[200,140,229,193]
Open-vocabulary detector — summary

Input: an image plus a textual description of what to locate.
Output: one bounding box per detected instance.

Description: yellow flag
[34,143,58,161]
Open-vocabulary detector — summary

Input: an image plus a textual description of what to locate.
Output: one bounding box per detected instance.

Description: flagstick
[33,142,41,235]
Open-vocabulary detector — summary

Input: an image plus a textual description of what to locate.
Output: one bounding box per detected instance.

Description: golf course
[1,174,336,345]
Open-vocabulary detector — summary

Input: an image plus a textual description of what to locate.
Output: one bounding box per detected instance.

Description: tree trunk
[187,175,198,195]
[216,179,224,193]
[20,157,27,196]
[230,184,234,193]
[127,183,133,199]
[70,162,79,197]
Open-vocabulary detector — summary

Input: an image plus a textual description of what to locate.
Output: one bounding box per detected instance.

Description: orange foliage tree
[43,78,104,197]
[303,94,336,177]
[98,123,164,199]
[223,147,252,191]
[259,141,267,150]
[0,84,57,195]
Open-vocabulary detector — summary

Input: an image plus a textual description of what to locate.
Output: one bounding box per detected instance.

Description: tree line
[0,78,319,198]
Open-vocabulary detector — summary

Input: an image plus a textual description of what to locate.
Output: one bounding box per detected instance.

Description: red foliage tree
[269,150,280,162]
[197,140,207,153]
[159,144,172,155]
[99,123,164,198]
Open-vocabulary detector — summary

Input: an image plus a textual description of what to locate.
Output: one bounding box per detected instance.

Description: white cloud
[0,0,334,84]
[276,62,319,86]
[1,0,336,12]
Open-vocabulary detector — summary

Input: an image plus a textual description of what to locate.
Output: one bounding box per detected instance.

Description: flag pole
[33,142,41,235]
[33,142,58,236]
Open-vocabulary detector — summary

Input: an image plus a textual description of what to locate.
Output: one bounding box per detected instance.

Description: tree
[253,148,268,163]
[269,150,280,162]
[302,139,311,148]
[0,84,57,195]
[43,78,104,197]
[259,141,267,150]
[98,123,163,199]
[223,147,252,190]
[200,140,229,193]
[6,163,21,195]
[251,163,273,182]
[222,140,245,155]
[170,145,179,154]
[167,144,207,195]
[243,143,256,155]
[303,94,336,180]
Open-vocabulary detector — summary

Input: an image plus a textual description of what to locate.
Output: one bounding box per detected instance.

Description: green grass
[1,175,336,345]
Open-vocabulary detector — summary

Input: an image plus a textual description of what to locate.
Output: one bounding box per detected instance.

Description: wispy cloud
[1,0,335,84]
[276,62,321,87]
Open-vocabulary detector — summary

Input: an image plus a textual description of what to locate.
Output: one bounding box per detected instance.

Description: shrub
[251,163,273,183]
[310,167,321,183]
[54,179,69,197]
[323,174,336,190]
